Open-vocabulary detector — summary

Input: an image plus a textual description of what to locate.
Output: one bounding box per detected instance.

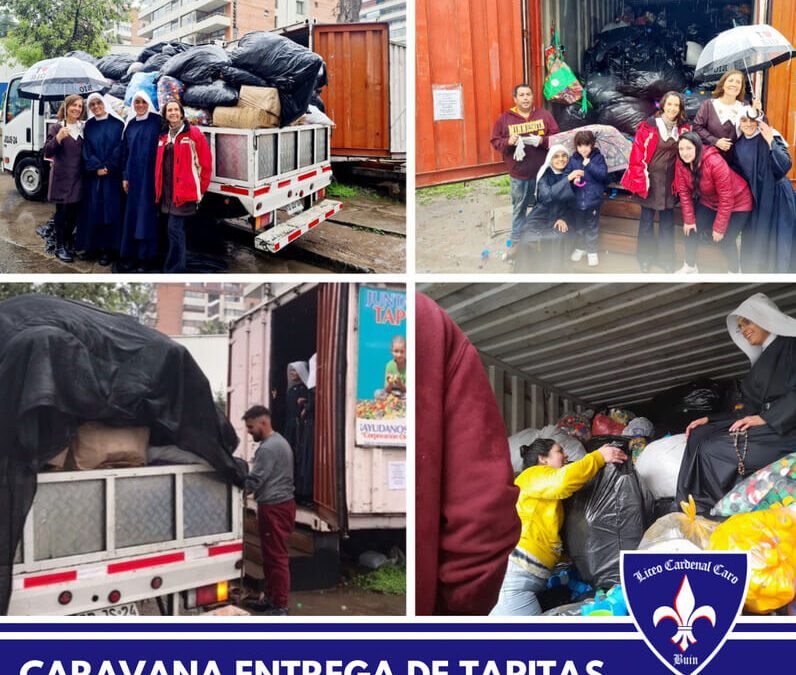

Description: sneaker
[244,596,277,612]
[587,253,599,267]
[570,248,586,262]
[263,607,289,616]
[676,262,698,274]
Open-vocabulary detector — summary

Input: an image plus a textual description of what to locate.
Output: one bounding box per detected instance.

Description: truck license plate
[283,199,304,216]
[81,602,140,616]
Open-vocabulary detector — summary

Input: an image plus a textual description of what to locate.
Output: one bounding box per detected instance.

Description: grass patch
[354,564,406,595]
[326,182,370,199]
[417,182,473,204]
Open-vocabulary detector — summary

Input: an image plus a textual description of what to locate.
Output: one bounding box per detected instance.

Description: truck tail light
[108,590,121,604]
[58,591,72,606]
[317,188,326,200]
[196,581,228,607]
[255,212,272,231]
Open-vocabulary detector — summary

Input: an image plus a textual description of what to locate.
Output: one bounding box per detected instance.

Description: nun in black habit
[676,293,796,515]
[734,107,796,274]
[77,93,125,266]
[515,144,574,274]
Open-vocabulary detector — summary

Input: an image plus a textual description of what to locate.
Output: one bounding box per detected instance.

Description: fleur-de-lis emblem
[653,574,716,652]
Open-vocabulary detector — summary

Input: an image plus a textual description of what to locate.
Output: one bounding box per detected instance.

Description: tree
[200,318,227,335]
[337,0,362,23]
[0,283,154,320]
[0,0,131,66]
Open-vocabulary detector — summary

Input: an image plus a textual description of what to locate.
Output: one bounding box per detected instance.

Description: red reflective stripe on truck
[107,552,185,574]
[288,230,302,243]
[23,570,77,588]
[308,219,320,229]
[208,543,243,557]
[277,180,291,188]
[220,185,249,196]
[325,209,337,218]
[299,171,317,181]
[322,166,332,173]
[253,186,270,196]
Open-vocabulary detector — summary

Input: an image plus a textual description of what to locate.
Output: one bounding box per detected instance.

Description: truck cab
[2,73,54,201]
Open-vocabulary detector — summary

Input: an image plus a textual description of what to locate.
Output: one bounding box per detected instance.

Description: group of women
[43,90,212,273]
[523,70,795,274]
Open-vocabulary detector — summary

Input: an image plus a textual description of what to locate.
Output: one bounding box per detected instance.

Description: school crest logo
[621,552,749,675]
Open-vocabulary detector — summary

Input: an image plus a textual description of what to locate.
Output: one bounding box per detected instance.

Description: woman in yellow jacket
[490,437,627,615]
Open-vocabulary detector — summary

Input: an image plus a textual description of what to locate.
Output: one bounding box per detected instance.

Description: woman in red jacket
[674,132,753,274]
[155,99,212,273]
[621,91,690,273]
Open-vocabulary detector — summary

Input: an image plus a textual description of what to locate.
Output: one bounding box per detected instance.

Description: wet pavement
[0,174,405,274]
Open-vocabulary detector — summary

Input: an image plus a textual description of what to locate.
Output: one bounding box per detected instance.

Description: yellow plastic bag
[639,496,718,551]
[708,503,796,614]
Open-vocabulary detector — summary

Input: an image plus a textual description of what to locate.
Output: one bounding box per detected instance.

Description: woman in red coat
[674,131,753,273]
[155,99,212,273]
[621,91,690,273]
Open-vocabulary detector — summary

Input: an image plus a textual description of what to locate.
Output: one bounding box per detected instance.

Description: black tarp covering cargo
[230,31,324,125]
[0,295,247,615]
[564,436,652,589]
[160,45,231,86]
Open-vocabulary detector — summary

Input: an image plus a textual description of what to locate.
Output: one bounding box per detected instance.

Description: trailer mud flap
[254,199,342,253]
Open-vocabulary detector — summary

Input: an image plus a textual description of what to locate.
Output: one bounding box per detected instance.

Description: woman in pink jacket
[674,131,753,274]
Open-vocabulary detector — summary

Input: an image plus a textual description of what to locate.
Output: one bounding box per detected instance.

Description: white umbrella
[19,56,109,101]
[695,24,795,87]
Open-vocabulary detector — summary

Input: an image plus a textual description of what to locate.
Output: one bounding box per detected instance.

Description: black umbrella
[18,56,109,100]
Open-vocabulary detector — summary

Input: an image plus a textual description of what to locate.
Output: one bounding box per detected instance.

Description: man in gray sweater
[243,405,295,615]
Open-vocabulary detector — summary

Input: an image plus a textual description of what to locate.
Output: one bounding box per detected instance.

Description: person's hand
[122,180,129,193]
[270,388,277,399]
[729,415,766,432]
[97,168,108,177]
[508,134,519,146]
[56,126,70,143]
[683,223,697,237]
[715,138,733,151]
[712,230,724,242]
[758,120,775,146]
[597,444,628,464]
[554,219,568,233]
[297,397,306,406]
[582,157,590,166]
[569,169,585,181]
[686,416,709,439]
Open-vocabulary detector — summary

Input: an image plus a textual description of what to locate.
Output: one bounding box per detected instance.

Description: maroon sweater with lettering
[491,107,560,180]
[416,293,521,615]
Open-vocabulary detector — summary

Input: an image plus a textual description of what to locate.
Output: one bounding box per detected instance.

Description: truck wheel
[14,157,47,201]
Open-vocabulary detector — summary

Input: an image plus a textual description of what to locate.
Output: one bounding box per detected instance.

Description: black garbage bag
[310,92,325,113]
[552,102,597,131]
[648,377,725,438]
[139,41,192,64]
[217,64,272,89]
[160,45,231,86]
[594,26,645,63]
[584,74,623,107]
[96,54,136,81]
[0,295,247,615]
[140,52,172,73]
[597,96,656,136]
[65,50,97,64]
[684,88,713,119]
[230,31,324,124]
[619,65,687,102]
[107,81,127,99]
[183,80,239,109]
[564,435,652,589]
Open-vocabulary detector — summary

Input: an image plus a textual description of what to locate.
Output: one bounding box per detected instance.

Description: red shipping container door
[416,0,525,186]
[315,23,391,158]
[768,0,796,187]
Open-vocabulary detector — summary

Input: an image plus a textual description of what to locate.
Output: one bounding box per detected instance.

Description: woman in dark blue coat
[120,91,162,272]
[78,93,124,266]
[734,107,796,274]
[516,144,575,273]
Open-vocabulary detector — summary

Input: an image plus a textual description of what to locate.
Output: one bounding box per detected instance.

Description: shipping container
[227,283,406,582]
[276,21,406,160]
[417,0,795,187]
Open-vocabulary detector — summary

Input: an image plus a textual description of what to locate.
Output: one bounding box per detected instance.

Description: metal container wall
[389,41,407,154]
[416,0,525,186]
[768,0,796,186]
[315,23,391,158]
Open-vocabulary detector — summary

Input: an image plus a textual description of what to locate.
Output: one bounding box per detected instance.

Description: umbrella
[695,24,795,86]
[547,124,632,173]
[19,56,109,101]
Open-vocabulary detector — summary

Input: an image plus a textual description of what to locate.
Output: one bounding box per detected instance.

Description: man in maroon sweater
[491,84,560,241]
[415,292,521,615]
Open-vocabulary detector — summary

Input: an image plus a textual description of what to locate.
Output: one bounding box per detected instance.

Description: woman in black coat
[676,293,796,514]
[43,94,85,262]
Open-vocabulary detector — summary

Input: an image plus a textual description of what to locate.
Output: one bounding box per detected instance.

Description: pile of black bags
[99,32,326,126]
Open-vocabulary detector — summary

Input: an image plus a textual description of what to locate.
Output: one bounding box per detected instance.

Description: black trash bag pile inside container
[183,80,239,109]
[647,377,726,439]
[564,435,653,589]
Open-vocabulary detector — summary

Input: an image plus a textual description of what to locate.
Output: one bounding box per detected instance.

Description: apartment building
[360,0,405,43]
[154,282,247,335]
[136,0,337,46]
